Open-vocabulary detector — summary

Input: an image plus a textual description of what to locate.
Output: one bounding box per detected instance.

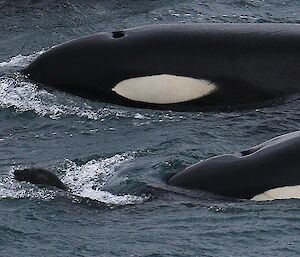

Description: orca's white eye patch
[112,74,216,104]
[251,185,300,201]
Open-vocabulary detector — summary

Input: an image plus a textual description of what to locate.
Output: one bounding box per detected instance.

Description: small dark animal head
[14,168,68,191]
[14,168,31,181]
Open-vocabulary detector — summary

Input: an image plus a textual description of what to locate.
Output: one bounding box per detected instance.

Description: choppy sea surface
[0,1,300,256]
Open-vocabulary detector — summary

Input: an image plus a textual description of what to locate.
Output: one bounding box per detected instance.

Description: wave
[0,51,44,69]
[61,152,147,205]
[0,75,129,120]
[0,152,148,206]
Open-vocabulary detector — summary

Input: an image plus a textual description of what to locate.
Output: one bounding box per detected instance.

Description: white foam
[61,152,147,205]
[0,168,57,200]
[0,51,44,69]
[112,74,216,104]
[251,185,300,201]
[0,76,127,120]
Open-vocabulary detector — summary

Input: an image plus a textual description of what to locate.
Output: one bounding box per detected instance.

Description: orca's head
[22,31,124,90]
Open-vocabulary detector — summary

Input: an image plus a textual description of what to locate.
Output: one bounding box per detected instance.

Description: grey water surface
[0,1,300,256]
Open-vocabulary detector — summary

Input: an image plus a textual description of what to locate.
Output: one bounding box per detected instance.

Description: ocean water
[0,1,300,256]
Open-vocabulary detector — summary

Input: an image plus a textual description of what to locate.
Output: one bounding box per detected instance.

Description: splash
[0,152,147,206]
[0,51,44,69]
[61,152,147,205]
[0,76,127,120]
[0,168,57,200]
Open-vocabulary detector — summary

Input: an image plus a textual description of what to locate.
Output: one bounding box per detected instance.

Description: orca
[14,168,68,191]
[23,23,300,111]
[168,131,300,201]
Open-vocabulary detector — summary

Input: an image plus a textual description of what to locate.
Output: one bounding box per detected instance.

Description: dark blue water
[0,1,300,256]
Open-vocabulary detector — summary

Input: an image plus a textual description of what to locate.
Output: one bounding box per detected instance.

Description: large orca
[168,131,300,201]
[23,23,300,111]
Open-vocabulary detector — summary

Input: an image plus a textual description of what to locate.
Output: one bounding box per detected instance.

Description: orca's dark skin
[14,168,68,191]
[23,23,300,111]
[168,131,300,199]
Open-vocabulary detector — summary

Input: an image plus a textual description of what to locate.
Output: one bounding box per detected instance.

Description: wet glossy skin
[168,132,300,199]
[23,23,300,111]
